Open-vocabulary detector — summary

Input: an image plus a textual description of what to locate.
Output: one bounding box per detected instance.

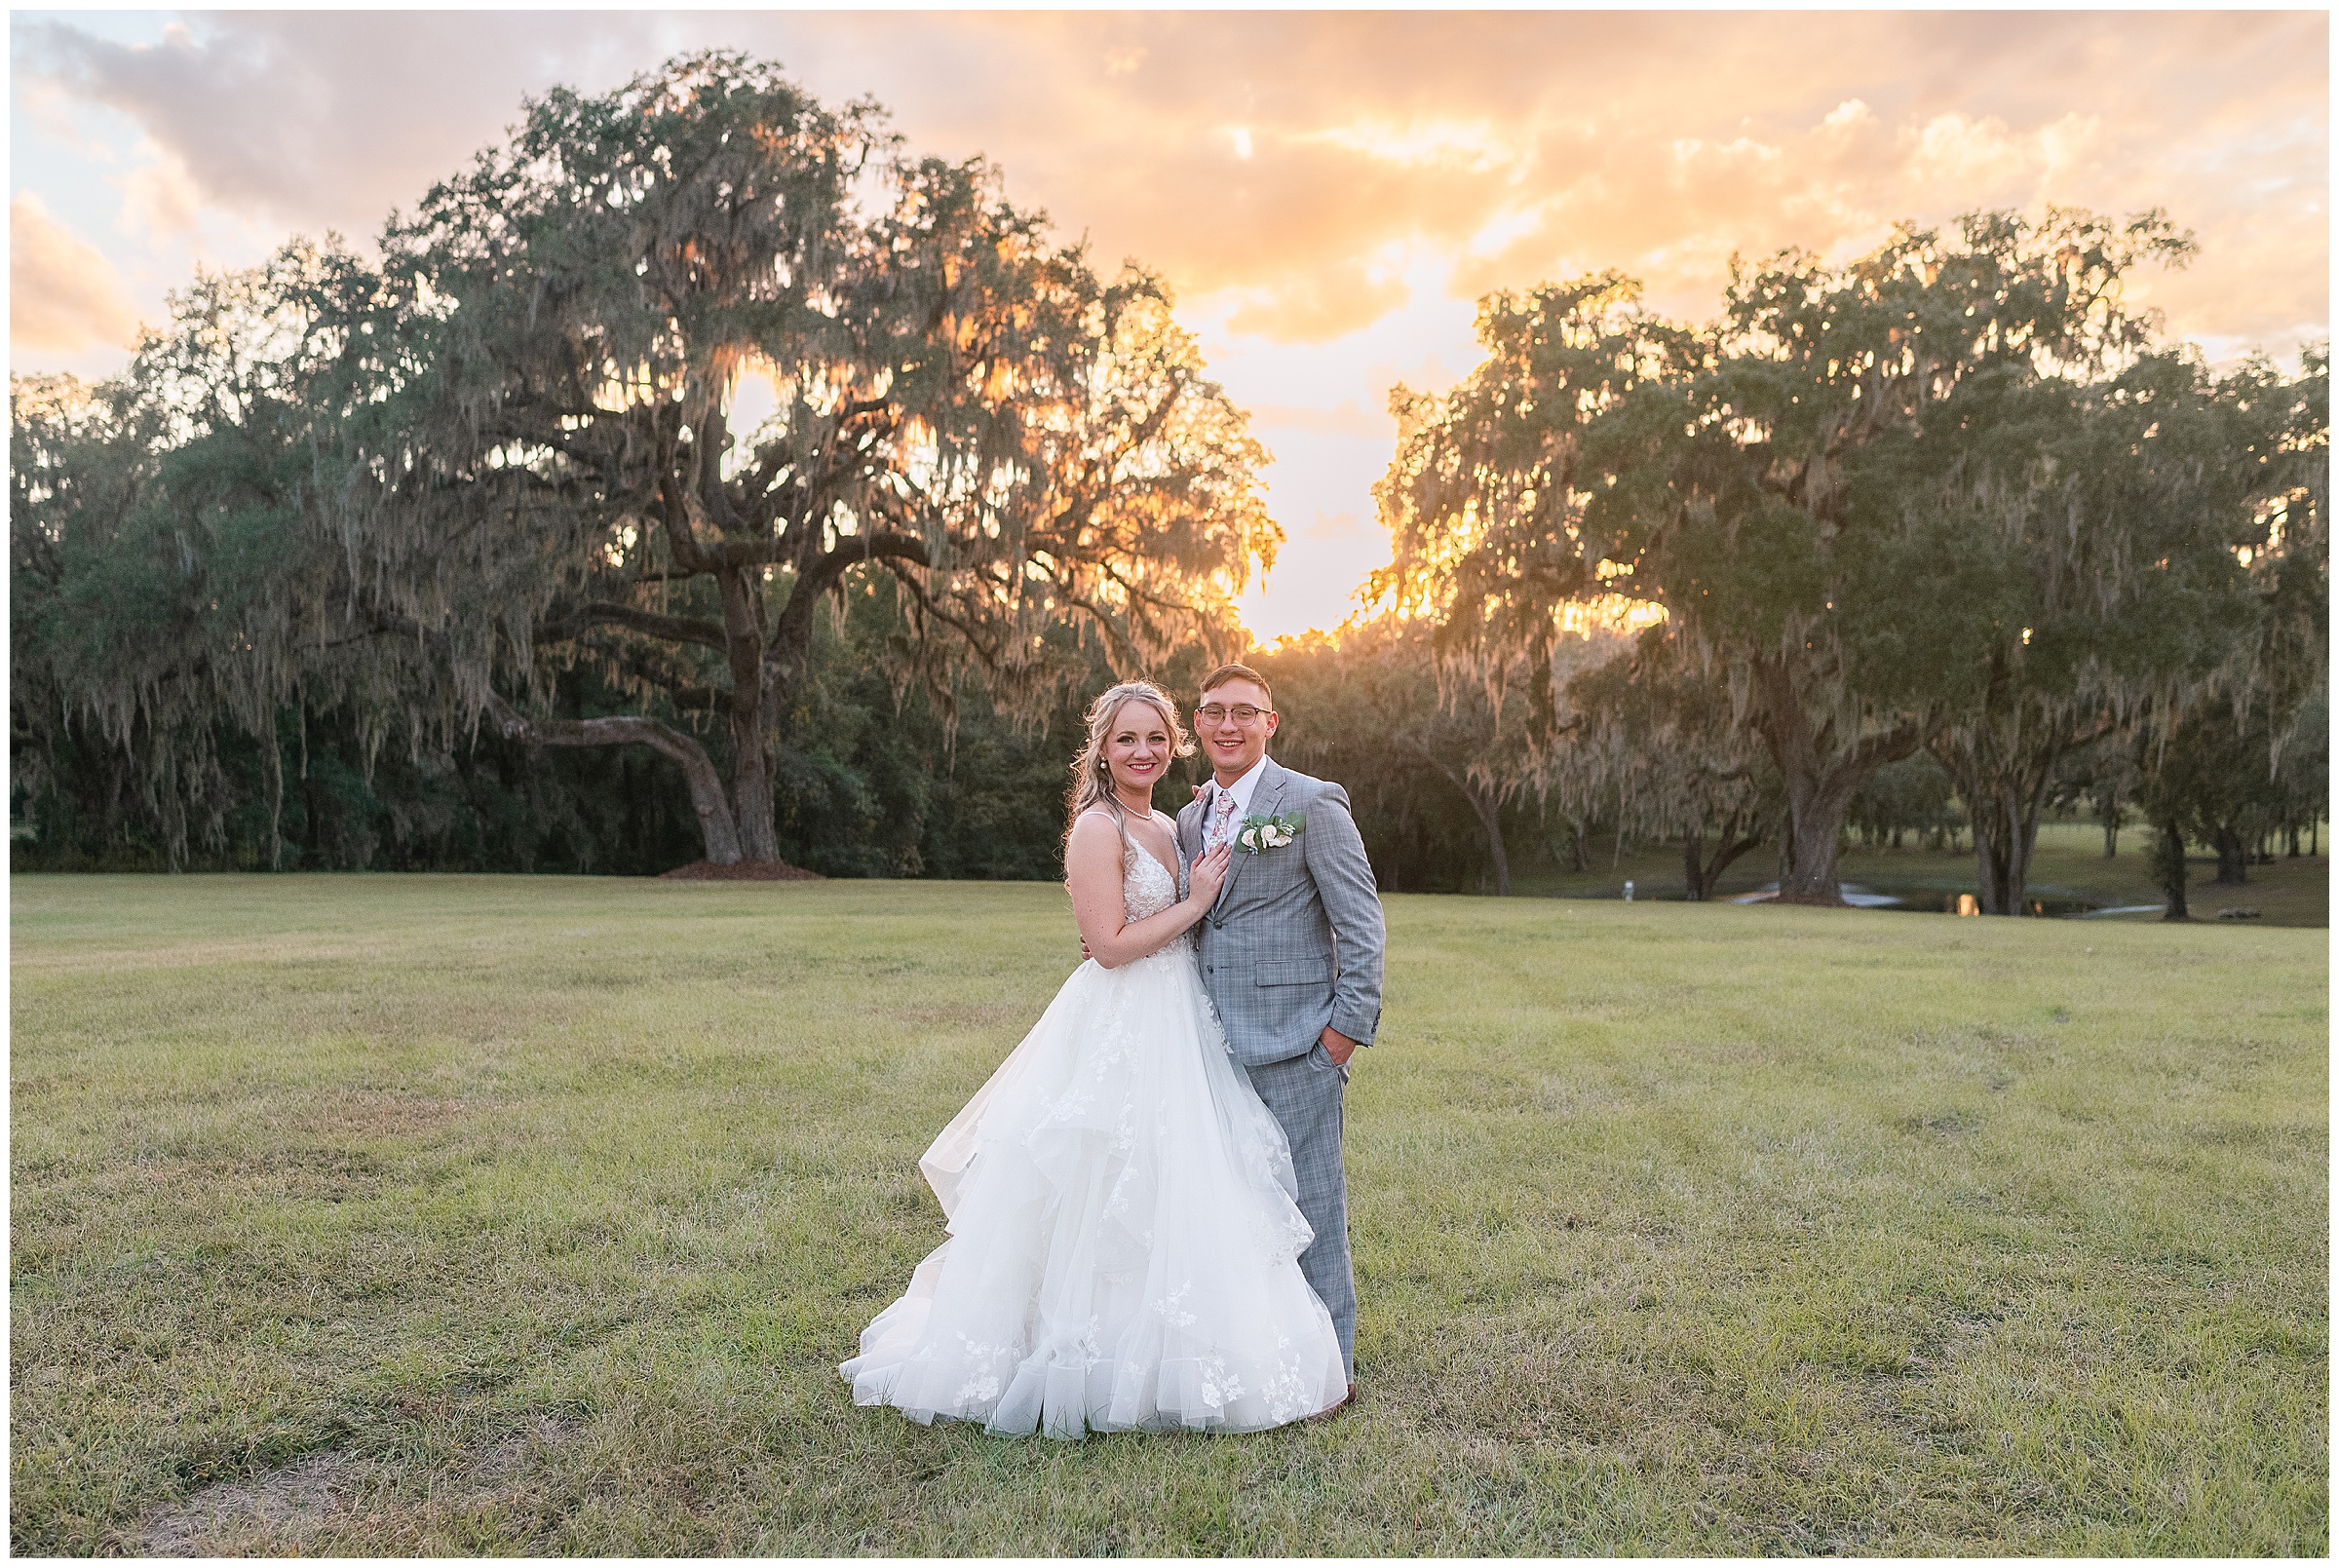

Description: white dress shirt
[1203,755,1271,851]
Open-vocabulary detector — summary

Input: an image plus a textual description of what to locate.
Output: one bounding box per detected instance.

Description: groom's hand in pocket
[1320,1026,1358,1067]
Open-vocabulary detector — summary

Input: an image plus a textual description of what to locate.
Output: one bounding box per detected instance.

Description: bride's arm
[1066,813,1230,969]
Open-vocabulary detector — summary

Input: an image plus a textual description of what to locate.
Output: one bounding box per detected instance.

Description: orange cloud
[809,10,2326,354]
[11,195,141,355]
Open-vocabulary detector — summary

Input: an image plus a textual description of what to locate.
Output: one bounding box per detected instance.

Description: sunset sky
[11,9,2329,641]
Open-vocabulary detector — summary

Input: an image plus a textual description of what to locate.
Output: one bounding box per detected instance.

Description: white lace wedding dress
[840,836,1349,1436]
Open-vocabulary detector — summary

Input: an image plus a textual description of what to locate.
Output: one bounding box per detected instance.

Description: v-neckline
[1126,817,1179,888]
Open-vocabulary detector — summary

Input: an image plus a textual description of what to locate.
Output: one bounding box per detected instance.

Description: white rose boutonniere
[1234,811,1306,854]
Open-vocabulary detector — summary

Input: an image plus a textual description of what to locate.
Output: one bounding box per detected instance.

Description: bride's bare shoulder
[1067,809,1125,846]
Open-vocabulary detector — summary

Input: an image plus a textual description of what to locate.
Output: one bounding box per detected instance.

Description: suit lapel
[1213,759,1286,914]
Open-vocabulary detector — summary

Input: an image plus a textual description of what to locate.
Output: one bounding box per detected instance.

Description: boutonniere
[1234,811,1305,853]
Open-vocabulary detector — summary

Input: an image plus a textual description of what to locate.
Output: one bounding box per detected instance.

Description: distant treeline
[3,587,1527,892]
[17,579,2324,898]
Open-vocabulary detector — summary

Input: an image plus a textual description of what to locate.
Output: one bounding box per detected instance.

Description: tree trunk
[2100,788,2121,858]
[1751,655,1921,904]
[2154,820,2191,920]
[1682,813,1763,901]
[1932,689,2108,916]
[1965,758,2055,916]
[1418,748,1508,895]
[729,742,780,863]
[261,716,285,871]
[2211,822,2248,885]
[1470,786,1510,896]
[1774,756,1899,900]
[1970,790,2038,915]
[715,563,784,863]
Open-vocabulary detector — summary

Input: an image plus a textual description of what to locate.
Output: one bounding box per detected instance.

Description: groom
[1177,663,1385,1400]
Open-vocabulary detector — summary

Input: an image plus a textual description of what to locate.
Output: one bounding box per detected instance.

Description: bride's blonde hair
[1063,680,1195,860]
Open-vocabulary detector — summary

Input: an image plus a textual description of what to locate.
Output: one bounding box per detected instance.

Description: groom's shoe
[1306,1384,1354,1424]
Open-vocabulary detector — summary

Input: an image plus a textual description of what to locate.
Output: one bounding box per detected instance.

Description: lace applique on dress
[1119,836,1181,922]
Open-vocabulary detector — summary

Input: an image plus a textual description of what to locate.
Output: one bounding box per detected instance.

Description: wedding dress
[840,833,1349,1436]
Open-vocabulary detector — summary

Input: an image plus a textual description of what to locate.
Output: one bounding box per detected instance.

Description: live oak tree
[1377,210,2261,905]
[11,246,431,867]
[305,53,1272,865]
[2137,495,2328,899]
[1915,342,2323,913]
[338,55,1278,864]
[14,54,1273,872]
[2127,342,2328,915]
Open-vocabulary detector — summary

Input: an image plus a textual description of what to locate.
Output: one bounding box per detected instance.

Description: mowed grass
[11,874,2327,1554]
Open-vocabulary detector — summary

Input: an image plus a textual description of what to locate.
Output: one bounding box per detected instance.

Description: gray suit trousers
[1245,1046,1356,1380]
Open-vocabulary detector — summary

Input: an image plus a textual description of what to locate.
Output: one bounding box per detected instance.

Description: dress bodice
[1121,837,1183,922]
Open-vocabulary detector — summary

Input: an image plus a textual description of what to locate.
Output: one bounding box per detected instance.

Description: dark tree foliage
[18,664,699,875]
[13,579,1180,881]
[2132,346,2328,897]
[1554,626,1775,900]
[2140,691,2321,891]
[1254,625,1539,895]
[1847,752,1962,852]
[2271,686,2328,858]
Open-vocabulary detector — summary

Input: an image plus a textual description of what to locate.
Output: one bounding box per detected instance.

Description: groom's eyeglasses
[1196,704,1271,725]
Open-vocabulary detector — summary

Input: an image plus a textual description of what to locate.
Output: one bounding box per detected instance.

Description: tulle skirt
[840,941,1349,1436]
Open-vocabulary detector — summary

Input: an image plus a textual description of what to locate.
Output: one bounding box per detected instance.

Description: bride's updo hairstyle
[1062,680,1195,864]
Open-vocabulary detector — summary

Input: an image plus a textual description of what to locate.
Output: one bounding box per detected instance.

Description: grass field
[11,874,2328,1553]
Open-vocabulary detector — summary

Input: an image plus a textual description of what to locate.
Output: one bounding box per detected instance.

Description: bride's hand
[1187,841,1233,905]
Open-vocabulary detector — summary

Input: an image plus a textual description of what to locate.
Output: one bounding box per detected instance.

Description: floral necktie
[1206,790,1237,854]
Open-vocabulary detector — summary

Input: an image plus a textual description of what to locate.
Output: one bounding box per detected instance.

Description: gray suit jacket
[1178,757,1386,1067]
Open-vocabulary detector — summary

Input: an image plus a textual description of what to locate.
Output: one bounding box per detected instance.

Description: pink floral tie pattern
[1205,790,1238,855]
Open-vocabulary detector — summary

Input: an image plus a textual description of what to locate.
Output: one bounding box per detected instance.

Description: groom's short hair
[1199,664,1273,708]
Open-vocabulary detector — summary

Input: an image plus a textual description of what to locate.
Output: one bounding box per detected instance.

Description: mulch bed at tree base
[657,860,825,881]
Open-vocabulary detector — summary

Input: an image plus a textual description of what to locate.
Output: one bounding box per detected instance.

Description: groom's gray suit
[1178,756,1384,1380]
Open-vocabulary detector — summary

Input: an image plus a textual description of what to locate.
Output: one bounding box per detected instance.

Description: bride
[841,680,1350,1436]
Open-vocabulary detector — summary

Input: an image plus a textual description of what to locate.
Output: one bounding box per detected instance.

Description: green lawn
[11,874,2327,1553]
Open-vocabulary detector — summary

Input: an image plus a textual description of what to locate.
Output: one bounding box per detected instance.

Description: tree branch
[545,600,727,652]
[477,684,743,862]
